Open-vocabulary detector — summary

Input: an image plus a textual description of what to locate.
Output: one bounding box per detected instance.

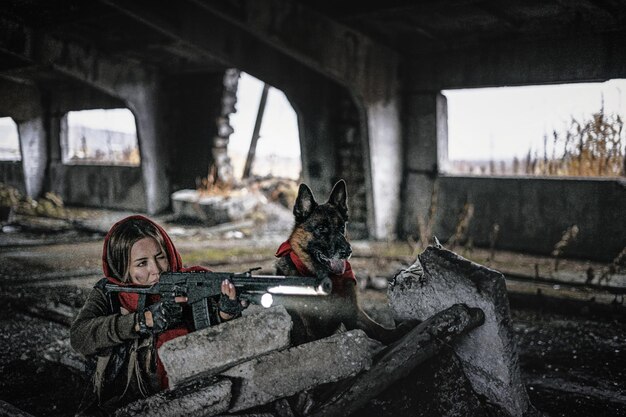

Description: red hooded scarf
[102,215,206,389]
[275,240,357,296]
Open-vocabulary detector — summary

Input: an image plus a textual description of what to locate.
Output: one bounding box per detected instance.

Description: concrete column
[18,117,47,199]
[0,78,43,195]
[399,92,448,239]
[127,86,170,214]
[365,97,402,239]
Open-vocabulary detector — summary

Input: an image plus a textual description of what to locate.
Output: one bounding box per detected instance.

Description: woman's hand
[219,279,240,321]
[133,296,187,334]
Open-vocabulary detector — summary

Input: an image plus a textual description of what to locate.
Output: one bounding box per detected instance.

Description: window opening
[0,117,21,161]
[62,108,140,166]
[443,79,626,177]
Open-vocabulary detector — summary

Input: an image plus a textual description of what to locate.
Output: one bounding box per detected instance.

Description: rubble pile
[116,247,530,417]
[170,177,298,235]
[388,245,538,417]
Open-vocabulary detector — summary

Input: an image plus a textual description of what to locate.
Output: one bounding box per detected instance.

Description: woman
[70,215,241,415]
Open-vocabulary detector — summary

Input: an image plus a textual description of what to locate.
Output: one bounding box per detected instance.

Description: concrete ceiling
[297,0,626,53]
[1,0,626,85]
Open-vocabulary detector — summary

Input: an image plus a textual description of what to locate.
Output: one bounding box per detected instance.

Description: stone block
[222,329,383,412]
[115,378,231,417]
[388,246,532,417]
[160,305,292,388]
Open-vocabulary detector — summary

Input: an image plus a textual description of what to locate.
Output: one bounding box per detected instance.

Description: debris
[21,300,77,327]
[40,338,88,372]
[222,329,383,412]
[0,400,36,417]
[115,378,232,417]
[389,246,535,417]
[159,306,292,388]
[308,304,484,417]
[171,189,267,226]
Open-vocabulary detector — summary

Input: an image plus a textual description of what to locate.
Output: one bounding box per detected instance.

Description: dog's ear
[294,183,317,223]
[328,180,349,220]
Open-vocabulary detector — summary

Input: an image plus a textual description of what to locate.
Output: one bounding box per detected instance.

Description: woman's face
[127,237,169,285]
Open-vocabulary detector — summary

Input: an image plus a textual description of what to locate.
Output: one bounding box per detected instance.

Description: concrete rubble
[388,245,535,417]
[119,245,536,417]
[222,329,383,412]
[127,305,382,416]
[171,189,268,226]
[159,305,292,387]
[115,378,232,417]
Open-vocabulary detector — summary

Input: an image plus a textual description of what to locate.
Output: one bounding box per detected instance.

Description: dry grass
[0,183,68,219]
[527,108,625,177]
[551,225,579,271]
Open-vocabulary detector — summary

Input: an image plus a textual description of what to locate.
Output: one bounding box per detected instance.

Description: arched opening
[229,72,301,180]
[61,108,140,166]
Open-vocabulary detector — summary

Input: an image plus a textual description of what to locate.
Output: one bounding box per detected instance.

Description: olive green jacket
[71,284,158,416]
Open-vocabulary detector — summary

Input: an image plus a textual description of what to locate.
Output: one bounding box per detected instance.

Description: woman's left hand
[218,279,240,321]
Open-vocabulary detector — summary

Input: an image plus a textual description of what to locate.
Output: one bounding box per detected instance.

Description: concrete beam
[222,329,383,412]
[115,378,231,417]
[159,306,292,388]
[196,0,401,99]
[407,31,626,91]
[0,16,157,102]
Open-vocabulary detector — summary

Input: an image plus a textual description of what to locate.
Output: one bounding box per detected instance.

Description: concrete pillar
[128,86,170,214]
[18,117,47,199]
[365,97,402,239]
[399,92,448,239]
[0,78,43,195]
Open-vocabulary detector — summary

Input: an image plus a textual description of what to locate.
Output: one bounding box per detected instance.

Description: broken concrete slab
[115,377,231,417]
[388,246,533,417]
[309,303,484,417]
[159,305,292,388]
[0,400,36,417]
[222,329,383,412]
[40,338,87,372]
[171,189,267,226]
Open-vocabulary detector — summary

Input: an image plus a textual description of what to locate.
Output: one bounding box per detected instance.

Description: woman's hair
[106,218,168,282]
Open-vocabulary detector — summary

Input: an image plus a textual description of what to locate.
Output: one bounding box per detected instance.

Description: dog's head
[290,180,352,275]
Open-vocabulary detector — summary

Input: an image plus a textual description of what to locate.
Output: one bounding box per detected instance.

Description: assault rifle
[105,268,332,330]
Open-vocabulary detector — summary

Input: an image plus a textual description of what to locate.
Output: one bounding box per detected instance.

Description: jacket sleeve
[70,287,139,356]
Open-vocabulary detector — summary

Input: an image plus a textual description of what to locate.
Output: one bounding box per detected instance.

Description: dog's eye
[316,226,328,236]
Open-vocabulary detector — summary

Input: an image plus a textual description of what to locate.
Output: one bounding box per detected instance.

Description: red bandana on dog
[275,240,357,295]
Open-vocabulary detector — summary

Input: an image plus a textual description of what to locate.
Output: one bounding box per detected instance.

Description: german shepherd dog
[275,180,405,345]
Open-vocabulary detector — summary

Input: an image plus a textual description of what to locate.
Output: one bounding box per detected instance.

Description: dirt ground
[0,211,625,417]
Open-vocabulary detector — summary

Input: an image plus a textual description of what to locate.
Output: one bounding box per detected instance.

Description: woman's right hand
[136,296,187,333]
